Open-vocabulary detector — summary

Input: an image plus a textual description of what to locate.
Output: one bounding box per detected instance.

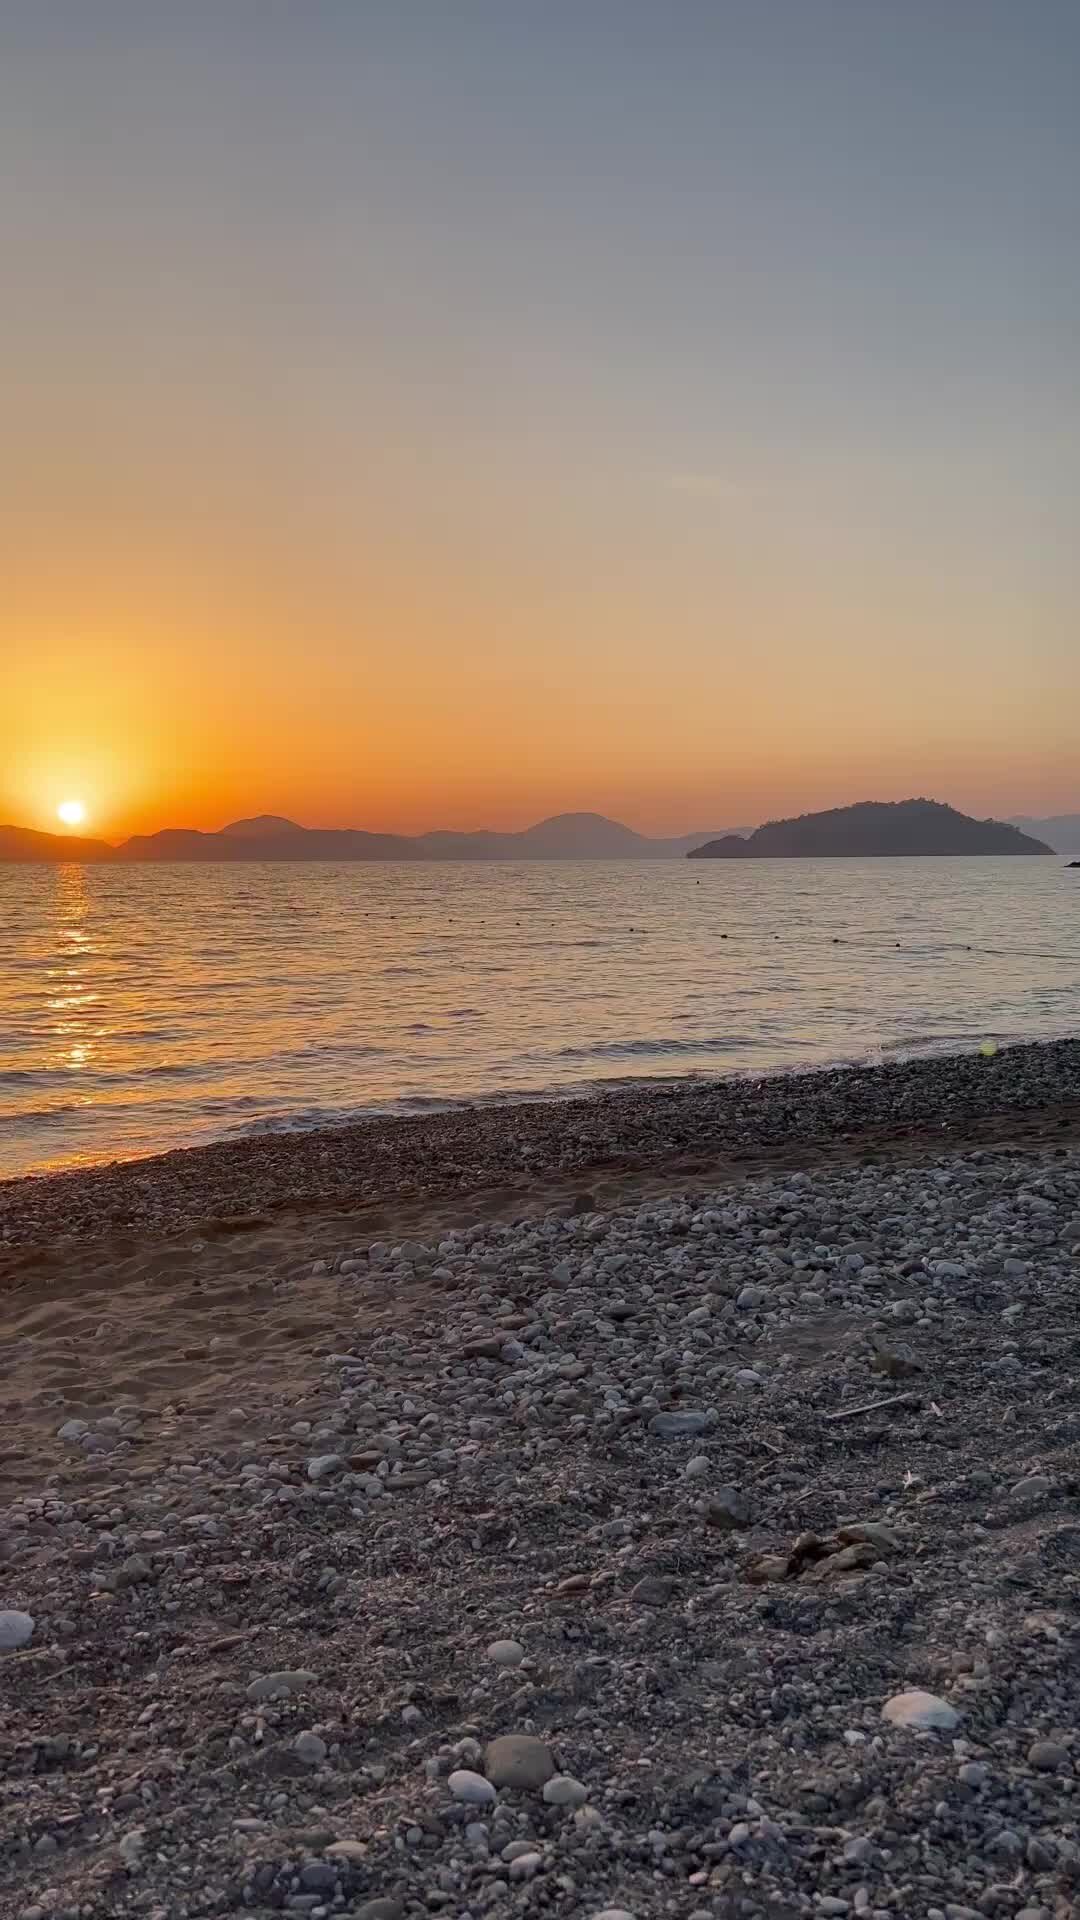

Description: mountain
[414,813,738,859]
[1009,813,1080,854]
[0,823,114,863]
[103,812,736,862]
[114,826,419,862]
[219,814,305,838]
[688,800,1053,859]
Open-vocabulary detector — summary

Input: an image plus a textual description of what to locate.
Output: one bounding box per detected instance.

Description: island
[687,799,1053,859]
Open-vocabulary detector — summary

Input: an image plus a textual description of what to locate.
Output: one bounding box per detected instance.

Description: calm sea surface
[0,859,1077,1178]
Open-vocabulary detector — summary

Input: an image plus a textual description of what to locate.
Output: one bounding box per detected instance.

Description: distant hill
[114,825,420,862]
[413,813,739,859]
[1009,813,1080,854]
[219,814,306,839]
[0,823,114,863]
[688,800,1053,859]
[23,810,736,864]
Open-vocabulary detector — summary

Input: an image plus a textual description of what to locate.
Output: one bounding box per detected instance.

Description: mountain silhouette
[688,800,1052,859]
[0,824,115,863]
[101,812,737,863]
[1008,813,1080,854]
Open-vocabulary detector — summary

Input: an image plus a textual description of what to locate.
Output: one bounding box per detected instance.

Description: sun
[57,799,87,828]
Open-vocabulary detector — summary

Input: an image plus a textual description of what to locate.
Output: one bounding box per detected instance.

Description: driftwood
[825,1391,922,1422]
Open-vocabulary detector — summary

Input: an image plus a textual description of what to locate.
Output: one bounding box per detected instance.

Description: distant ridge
[688,799,1053,859]
[0,823,114,863]
[6,802,1056,865]
[1009,813,1080,854]
[0,810,739,864]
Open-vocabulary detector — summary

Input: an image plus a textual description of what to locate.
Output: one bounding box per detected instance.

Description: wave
[542,1033,763,1063]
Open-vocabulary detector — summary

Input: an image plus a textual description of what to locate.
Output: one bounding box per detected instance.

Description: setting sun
[57,800,87,828]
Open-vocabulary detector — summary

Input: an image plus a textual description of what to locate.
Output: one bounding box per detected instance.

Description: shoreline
[3,1035,1079,1260]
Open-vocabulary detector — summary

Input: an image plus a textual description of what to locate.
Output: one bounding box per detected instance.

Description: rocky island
[688,798,1053,858]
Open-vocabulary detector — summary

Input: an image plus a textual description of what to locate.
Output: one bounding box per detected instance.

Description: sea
[0,858,1077,1179]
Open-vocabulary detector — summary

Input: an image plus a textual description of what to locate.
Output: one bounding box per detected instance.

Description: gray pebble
[0,1611,34,1651]
[486,1639,525,1667]
[542,1773,588,1807]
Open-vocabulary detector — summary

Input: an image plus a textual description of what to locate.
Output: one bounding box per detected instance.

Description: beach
[2,1042,1080,1918]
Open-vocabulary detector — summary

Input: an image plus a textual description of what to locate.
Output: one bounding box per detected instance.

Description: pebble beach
[2,1042,1080,1920]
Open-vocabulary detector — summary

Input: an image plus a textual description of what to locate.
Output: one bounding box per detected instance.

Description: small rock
[882,1690,959,1732]
[684,1455,710,1479]
[508,1851,544,1881]
[1027,1739,1070,1773]
[958,1762,989,1788]
[703,1485,750,1530]
[629,1575,674,1607]
[354,1903,404,1920]
[294,1730,328,1765]
[487,1639,525,1668]
[543,1774,588,1807]
[246,1670,319,1701]
[485,1733,555,1790]
[1011,1474,1052,1499]
[0,1611,34,1651]
[870,1337,922,1379]
[837,1521,902,1554]
[299,1863,338,1894]
[325,1840,368,1861]
[449,1769,497,1805]
[307,1454,345,1481]
[648,1411,709,1437]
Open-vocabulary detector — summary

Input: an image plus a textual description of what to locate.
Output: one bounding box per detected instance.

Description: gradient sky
[2,1,1078,839]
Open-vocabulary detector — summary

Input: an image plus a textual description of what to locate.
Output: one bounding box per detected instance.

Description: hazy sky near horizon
[2,1,1078,838]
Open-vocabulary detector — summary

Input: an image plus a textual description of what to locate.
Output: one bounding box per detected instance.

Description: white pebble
[543,1773,588,1807]
[449,1768,497,1805]
[881,1689,960,1731]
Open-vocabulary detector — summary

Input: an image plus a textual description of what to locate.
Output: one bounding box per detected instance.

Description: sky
[2,1,1078,839]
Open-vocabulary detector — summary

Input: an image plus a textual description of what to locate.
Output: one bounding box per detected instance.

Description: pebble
[0,1611,34,1651]
[246,1669,319,1700]
[486,1639,525,1667]
[485,1733,555,1789]
[1027,1738,1070,1772]
[507,1851,543,1881]
[448,1769,497,1805]
[881,1690,960,1731]
[647,1410,709,1437]
[703,1484,750,1530]
[293,1730,327,1764]
[307,1454,344,1481]
[542,1774,589,1807]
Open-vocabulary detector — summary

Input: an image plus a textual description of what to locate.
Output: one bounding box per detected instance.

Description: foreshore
[2,1041,1080,1917]
[3,1038,1080,1258]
